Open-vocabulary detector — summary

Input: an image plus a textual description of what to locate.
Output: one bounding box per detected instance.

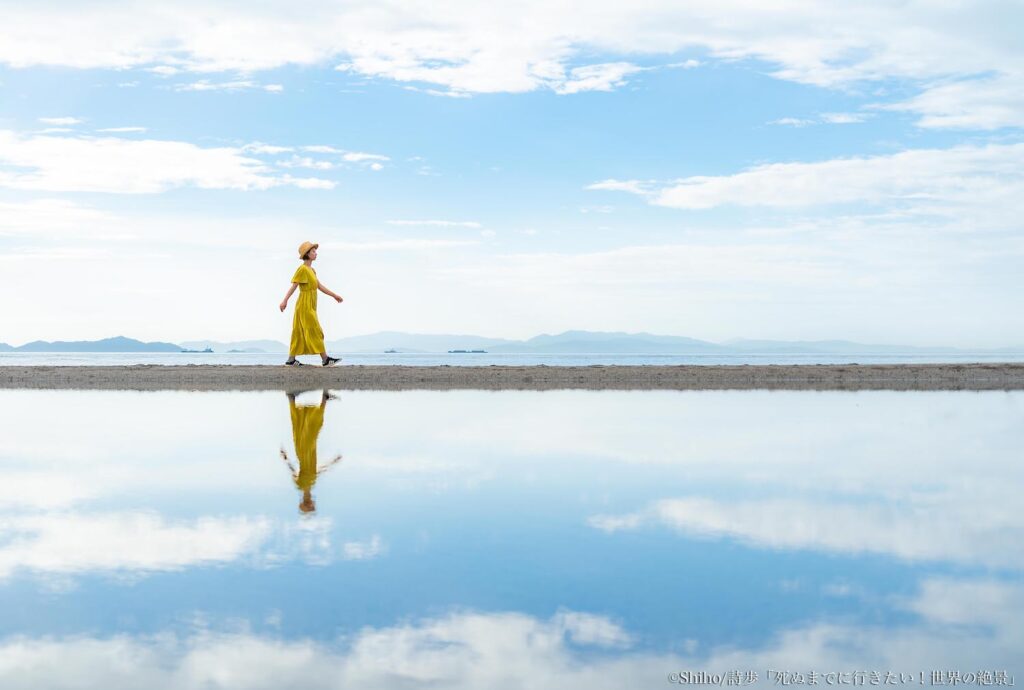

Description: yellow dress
[289,397,325,493]
[289,264,325,356]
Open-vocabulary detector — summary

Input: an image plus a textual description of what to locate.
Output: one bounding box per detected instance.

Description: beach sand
[1,364,1023,391]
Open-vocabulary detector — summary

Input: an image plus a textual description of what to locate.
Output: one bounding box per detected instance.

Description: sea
[2,351,1024,366]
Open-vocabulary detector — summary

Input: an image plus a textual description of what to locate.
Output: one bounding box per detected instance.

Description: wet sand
[1,364,1023,391]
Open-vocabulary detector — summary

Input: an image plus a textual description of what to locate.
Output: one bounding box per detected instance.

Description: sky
[0,1,1022,347]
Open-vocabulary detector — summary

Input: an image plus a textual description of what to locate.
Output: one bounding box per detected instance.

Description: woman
[279,241,344,366]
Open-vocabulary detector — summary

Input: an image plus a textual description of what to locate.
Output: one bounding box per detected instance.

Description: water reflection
[281,391,343,514]
[0,389,1021,682]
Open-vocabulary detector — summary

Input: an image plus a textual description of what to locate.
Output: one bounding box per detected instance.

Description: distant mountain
[324,330,1023,354]
[5,331,1021,355]
[179,339,288,353]
[327,331,517,353]
[12,336,181,353]
[489,330,727,354]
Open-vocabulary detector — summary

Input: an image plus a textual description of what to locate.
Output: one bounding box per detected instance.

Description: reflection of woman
[280,390,343,513]
[279,241,343,366]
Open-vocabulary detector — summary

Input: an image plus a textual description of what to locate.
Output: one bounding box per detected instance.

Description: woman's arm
[279,283,299,311]
[317,281,343,303]
[280,448,298,475]
[317,454,344,474]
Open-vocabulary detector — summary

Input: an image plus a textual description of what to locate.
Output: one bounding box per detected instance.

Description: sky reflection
[0,389,1020,685]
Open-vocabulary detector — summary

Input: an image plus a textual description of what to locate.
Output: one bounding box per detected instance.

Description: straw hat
[298,241,319,259]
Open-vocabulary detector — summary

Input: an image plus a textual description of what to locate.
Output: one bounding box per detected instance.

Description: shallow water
[0,389,1020,688]
[3,351,1024,366]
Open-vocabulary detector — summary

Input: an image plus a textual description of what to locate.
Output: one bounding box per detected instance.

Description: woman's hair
[302,249,312,260]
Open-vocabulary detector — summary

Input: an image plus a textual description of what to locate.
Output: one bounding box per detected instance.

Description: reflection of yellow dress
[289,397,325,493]
[289,264,325,357]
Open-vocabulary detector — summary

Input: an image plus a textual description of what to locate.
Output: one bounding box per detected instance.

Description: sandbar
[1,364,1023,391]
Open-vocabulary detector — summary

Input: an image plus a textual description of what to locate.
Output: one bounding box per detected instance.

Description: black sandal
[322,356,341,367]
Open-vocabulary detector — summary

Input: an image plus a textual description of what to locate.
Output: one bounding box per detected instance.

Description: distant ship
[447,349,487,353]
[384,349,399,353]
[180,347,214,353]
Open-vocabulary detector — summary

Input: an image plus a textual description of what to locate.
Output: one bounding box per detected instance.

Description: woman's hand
[334,295,343,303]
[280,283,298,311]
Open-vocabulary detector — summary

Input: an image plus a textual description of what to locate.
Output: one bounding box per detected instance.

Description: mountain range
[2,331,1021,354]
[0,336,181,353]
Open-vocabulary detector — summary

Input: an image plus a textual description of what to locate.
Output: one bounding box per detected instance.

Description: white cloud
[819,111,866,124]
[341,151,389,163]
[322,239,478,252]
[280,175,336,190]
[0,587,1020,688]
[553,62,646,95]
[589,143,1024,211]
[0,512,271,578]
[908,578,1024,627]
[586,514,643,532]
[552,611,633,648]
[0,611,641,689]
[0,0,1019,122]
[243,142,294,154]
[768,117,815,127]
[403,85,474,98]
[342,534,385,560]
[146,65,181,76]
[585,179,653,195]
[0,130,334,193]
[880,72,1024,129]
[0,473,96,510]
[276,156,335,170]
[387,219,482,229]
[769,112,866,126]
[588,490,1024,568]
[37,116,81,125]
[0,199,120,239]
[298,146,389,169]
[174,80,283,93]
[95,126,147,133]
[436,242,839,291]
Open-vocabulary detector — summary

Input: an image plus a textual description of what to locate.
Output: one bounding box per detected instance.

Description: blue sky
[1,1,1022,346]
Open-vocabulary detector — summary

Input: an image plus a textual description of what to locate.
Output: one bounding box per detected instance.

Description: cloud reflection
[589,495,1024,568]
[0,513,271,578]
[0,578,1020,689]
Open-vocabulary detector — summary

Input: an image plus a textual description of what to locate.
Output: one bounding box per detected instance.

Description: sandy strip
[1,364,1023,391]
